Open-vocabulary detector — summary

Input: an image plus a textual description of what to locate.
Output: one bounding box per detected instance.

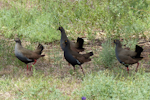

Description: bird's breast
[115,47,122,63]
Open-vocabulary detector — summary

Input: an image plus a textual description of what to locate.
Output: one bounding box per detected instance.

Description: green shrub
[94,39,116,68]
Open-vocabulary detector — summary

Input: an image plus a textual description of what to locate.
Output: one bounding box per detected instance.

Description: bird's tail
[88,52,94,56]
[135,45,143,58]
[83,52,94,58]
[34,44,44,55]
[77,37,84,50]
[41,55,45,57]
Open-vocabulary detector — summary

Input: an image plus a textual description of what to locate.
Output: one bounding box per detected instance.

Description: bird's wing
[20,48,42,59]
[118,54,138,64]
[120,49,137,57]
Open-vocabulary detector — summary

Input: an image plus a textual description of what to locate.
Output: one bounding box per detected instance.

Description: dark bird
[57,26,84,52]
[114,39,143,73]
[14,38,45,71]
[64,40,93,75]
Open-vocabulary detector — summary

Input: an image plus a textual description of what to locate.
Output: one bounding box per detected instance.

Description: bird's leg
[32,59,37,65]
[26,64,30,75]
[30,59,37,71]
[27,64,28,71]
[72,67,76,75]
[135,62,139,72]
[127,67,129,74]
[80,66,85,76]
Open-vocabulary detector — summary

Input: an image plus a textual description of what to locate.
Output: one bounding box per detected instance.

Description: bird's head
[57,26,64,31]
[114,39,120,44]
[14,38,21,43]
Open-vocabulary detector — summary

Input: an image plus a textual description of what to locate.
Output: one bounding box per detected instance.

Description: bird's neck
[64,43,71,52]
[15,42,22,50]
[67,44,71,51]
[115,42,122,62]
[61,30,68,40]
[116,42,122,50]
[15,42,23,56]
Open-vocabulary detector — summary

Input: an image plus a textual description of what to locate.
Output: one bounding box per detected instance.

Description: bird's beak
[114,40,116,43]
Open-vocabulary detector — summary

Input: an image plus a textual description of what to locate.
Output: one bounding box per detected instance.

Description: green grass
[0,0,150,42]
[1,69,150,99]
[0,75,68,99]
[73,71,150,100]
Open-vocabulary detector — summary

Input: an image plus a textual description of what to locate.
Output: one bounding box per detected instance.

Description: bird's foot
[135,69,138,72]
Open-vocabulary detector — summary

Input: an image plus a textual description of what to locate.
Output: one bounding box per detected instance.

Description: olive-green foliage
[94,39,116,68]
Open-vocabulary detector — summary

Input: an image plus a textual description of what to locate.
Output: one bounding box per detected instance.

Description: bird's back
[15,43,33,64]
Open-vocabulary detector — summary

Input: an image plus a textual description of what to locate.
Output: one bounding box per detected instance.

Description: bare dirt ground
[1,36,150,77]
